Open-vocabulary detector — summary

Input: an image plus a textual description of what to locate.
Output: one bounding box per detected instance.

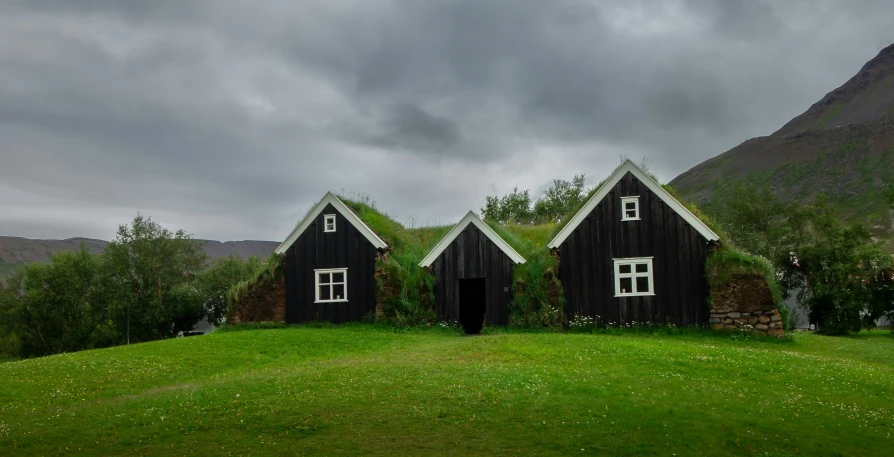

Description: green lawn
[1,327,892,456]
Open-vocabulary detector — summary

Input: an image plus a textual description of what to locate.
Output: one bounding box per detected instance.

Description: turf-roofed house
[548,160,721,326]
[274,192,388,323]
[420,211,526,334]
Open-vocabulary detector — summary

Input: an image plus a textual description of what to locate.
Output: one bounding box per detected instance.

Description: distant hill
[0,237,278,278]
[671,43,894,251]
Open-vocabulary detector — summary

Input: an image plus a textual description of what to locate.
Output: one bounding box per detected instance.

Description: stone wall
[710,273,784,338]
[229,275,287,324]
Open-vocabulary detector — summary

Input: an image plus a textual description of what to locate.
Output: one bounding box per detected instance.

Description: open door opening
[458,278,486,335]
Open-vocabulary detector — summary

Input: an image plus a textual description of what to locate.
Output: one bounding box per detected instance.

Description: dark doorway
[458,278,486,334]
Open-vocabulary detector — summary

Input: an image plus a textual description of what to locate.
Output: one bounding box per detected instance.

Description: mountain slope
[671,43,894,250]
[0,237,278,277]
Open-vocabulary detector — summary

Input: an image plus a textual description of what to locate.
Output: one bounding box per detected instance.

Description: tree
[194,254,265,326]
[103,215,207,343]
[0,246,103,357]
[716,183,792,264]
[482,176,589,225]
[481,187,535,224]
[773,198,892,334]
[532,175,587,224]
[716,185,894,334]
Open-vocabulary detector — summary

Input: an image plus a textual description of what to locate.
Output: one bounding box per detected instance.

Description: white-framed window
[621,196,640,221]
[323,214,336,232]
[315,268,347,302]
[614,257,654,297]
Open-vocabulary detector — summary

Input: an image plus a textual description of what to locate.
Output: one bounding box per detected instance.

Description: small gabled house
[274,192,388,324]
[420,211,526,334]
[547,160,720,326]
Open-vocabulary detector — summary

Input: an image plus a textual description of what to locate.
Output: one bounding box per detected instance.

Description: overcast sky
[1,1,892,242]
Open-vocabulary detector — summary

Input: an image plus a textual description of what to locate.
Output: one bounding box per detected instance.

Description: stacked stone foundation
[710,309,784,338]
[710,273,784,338]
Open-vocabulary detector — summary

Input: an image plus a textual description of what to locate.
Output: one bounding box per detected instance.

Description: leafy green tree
[194,255,266,326]
[532,175,587,224]
[103,215,207,343]
[716,183,792,264]
[717,186,893,334]
[482,176,589,225]
[0,246,103,357]
[0,270,24,357]
[773,198,892,333]
[481,187,535,224]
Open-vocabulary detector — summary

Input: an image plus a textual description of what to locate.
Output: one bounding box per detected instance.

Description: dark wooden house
[547,160,720,326]
[274,192,388,323]
[420,212,526,334]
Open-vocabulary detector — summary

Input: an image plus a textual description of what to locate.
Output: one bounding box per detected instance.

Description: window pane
[619,264,632,274]
[319,285,331,300]
[636,277,650,293]
[620,277,632,294]
[319,272,330,284]
[626,209,637,218]
[332,272,344,283]
[625,201,635,210]
[635,263,649,273]
[333,284,345,300]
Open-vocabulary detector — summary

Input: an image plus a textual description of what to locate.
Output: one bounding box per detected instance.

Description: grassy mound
[2,326,892,455]
[226,255,285,319]
[490,223,564,326]
[340,197,451,323]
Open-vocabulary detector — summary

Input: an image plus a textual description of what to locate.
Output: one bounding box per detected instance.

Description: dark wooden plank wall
[284,203,379,323]
[431,223,514,325]
[558,172,710,325]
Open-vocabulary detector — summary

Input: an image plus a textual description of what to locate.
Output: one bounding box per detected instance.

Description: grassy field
[1,326,892,456]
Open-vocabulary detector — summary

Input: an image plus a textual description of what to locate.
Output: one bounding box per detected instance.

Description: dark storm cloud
[368,103,464,154]
[0,0,892,241]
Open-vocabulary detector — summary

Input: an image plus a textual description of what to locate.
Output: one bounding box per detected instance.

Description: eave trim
[419,211,526,267]
[274,192,388,254]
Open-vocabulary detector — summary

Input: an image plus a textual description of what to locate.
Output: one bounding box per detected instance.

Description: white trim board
[274,192,388,254]
[547,160,720,249]
[419,211,526,267]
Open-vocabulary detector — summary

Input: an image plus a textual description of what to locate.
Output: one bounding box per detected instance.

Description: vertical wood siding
[284,203,378,323]
[558,172,710,325]
[431,223,515,325]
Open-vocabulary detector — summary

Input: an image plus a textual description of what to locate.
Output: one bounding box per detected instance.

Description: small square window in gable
[323,214,336,232]
[621,196,640,221]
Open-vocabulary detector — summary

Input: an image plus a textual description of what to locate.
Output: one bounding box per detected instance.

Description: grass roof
[339,196,562,325]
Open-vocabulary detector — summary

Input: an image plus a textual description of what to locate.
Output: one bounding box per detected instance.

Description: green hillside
[674,132,894,252]
[1,326,892,455]
[671,43,894,253]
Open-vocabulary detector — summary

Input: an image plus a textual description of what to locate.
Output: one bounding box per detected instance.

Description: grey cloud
[370,103,463,154]
[0,0,892,241]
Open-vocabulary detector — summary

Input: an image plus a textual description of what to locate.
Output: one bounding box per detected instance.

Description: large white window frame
[613,257,654,297]
[315,268,348,303]
[323,214,337,232]
[621,196,640,221]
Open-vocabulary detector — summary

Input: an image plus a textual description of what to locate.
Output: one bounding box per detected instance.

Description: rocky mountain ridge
[0,237,278,277]
[671,43,894,252]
